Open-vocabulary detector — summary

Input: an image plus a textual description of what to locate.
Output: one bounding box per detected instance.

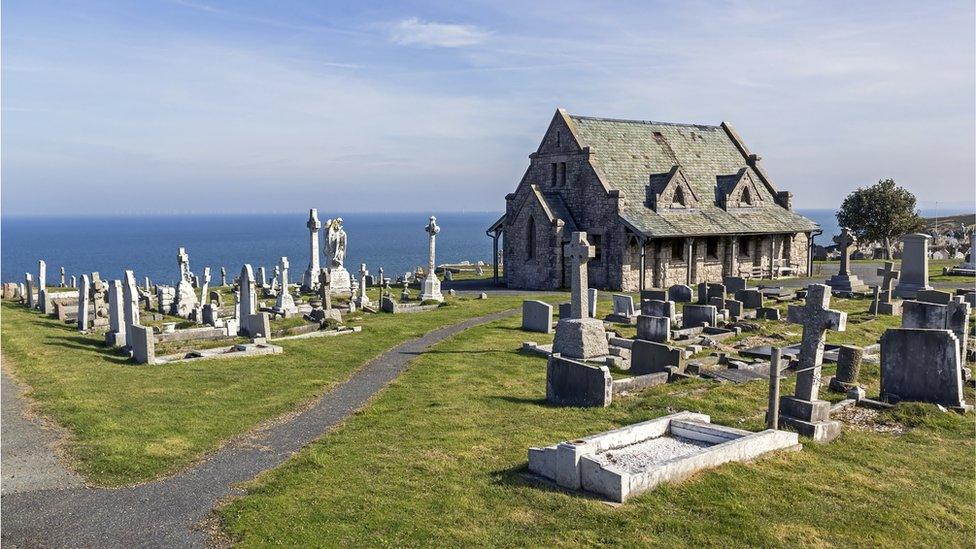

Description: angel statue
[325,217,347,268]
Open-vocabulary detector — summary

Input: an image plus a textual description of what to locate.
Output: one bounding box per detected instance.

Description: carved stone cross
[876,261,900,296]
[279,257,289,291]
[565,232,595,319]
[318,268,332,312]
[425,216,440,275]
[832,228,857,276]
[787,284,847,401]
[177,248,190,281]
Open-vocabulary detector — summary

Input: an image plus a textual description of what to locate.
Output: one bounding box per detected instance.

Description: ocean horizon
[2,207,968,286]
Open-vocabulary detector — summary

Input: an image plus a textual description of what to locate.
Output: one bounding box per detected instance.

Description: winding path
[1,309,516,548]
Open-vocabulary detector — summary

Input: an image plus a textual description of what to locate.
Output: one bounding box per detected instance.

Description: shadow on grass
[489,463,613,503]
[490,394,551,407]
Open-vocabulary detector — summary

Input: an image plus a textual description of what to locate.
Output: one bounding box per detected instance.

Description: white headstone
[78,274,91,332]
[419,216,443,302]
[122,270,140,348]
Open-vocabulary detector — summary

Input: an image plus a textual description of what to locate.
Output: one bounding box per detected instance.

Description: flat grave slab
[528,411,799,502]
[155,341,283,365]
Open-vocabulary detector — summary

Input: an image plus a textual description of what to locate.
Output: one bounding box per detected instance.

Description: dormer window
[741,186,753,205]
[647,166,698,211]
[674,185,686,207]
[718,168,763,210]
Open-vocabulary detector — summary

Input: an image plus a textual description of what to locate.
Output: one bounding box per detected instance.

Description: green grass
[0,292,564,485]
[218,312,975,547]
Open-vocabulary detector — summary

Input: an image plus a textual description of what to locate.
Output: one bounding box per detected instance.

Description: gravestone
[202,303,218,326]
[824,228,869,293]
[640,288,667,302]
[25,272,34,309]
[558,302,571,319]
[606,294,636,323]
[157,286,176,315]
[522,300,553,334]
[780,284,847,442]
[697,282,725,304]
[273,257,298,317]
[869,261,901,315]
[258,267,268,288]
[723,276,747,294]
[209,291,222,306]
[636,315,670,343]
[902,298,971,360]
[724,299,744,320]
[641,299,676,321]
[894,233,933,298]
[122,270,140,349]
[130,325,155,364]
[71,276,77,289]
[325,217,352,294]
[587,288,598,318]
[419,217,444,302]
[828,345,863,392]
[682,304,717,329]
[60,266,66,287]
[37,260,46,308]
[916,289,952,305]
[241,312,271,338]
[173,277,198,318]
[545,353,612,408]
[198,267,211,310]
[881,329,965,409]
[90,273,109,327]
[355,263,372,308]
[552,232,609,359]
[302,208,322,292]
[238,265,257,320]
[667,284,692,303]
[77,274,91,332]
[105,280,126,347]
[220,266,227,286]
[631,339,683,375]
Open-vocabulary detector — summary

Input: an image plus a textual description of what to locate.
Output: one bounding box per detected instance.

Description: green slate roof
[567,114,818,237]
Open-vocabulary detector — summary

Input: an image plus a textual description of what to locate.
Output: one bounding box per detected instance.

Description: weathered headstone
[130,324,155,364]
[636,315,670,343]
[828,345,863,392]
[869,261,902,315]
[355,263,372,308]
[916,289,952,305]
[631,339,683,375]
[545,353,612,407]
[77,274,90,332]
[641,299,676,321]
[302,208,322,292]
[71,276,77,289]
[241,312,271,338]
[894,233,933,298]
[881,329,965,408]
[780,284,847,442]
[552,232,609,359]
[122,270,140,348]
[682,304,717,329]
[59,266,66,288]
[640,288,667,302]
[220,266,227,286]
[325,217,352,294]
[258,266,268,288]
[273,257,298,317]
[238,265,257,319]
[106,280,126,347]
[25,272,34,309]
[522,300,553,334]
[723,276,747,294]
[667,284,692,303]
[606,294,636,323]
[587,288,598,318]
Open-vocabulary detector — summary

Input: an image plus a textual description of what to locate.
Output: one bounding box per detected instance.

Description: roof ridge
[568,114,719,130]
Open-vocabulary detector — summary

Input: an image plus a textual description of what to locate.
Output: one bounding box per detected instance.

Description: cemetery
[6,216,970,546]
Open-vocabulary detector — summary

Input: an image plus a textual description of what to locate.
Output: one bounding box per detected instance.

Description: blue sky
[3,0,974,215]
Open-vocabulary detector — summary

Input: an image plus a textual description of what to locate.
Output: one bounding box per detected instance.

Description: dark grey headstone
[915,289,952,305]
[641,299,676,320]
[631,339,684,375]
[880,328,964,408]
[636,315,670,343]
[640,288,667,301]
[558,302,571,319]
[667,284,692,303]
[735,288,765,309]
[545,354,612,407]
[723,276,747,294]
[682,304,717,329]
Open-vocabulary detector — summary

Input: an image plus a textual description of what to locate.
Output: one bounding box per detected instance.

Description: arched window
[741,186,753,205]
[673,185,686,207]
[526,217,536,259]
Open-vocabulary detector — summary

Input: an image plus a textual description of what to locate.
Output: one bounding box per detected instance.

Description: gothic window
[706,237,719,259]
[674,185,686,207]
[559,162,567,186]
[527,217,537,259]
[739,236,751,257]
[671,238,685,260]
[741,186,753,205]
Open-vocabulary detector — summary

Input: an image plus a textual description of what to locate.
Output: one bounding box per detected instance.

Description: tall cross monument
[551,232,609,359]
[303,208,322,292]
[419,216,444,302]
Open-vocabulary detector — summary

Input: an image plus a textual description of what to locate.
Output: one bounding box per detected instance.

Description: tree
[836,179,924,259]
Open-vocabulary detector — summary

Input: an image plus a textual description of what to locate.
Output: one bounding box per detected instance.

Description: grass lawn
[0,292,563,486]
[218,310,975,547]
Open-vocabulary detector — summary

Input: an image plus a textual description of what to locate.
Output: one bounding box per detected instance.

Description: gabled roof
[565,112,818,236]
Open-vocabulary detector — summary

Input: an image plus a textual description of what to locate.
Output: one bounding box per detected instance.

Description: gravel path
[1,309,516,548]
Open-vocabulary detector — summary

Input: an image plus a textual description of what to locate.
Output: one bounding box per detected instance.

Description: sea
[0,208,965,285]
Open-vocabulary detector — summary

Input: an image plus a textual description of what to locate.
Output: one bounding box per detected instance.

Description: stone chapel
[487,109,820,291]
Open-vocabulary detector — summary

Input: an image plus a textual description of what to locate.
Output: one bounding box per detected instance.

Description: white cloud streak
[388,17,490,48]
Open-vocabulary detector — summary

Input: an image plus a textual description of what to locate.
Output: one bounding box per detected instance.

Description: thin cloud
[388,17,490,48]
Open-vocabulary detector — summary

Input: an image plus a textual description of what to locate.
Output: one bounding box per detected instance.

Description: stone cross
[177,247,191,282]
[199,267,212,306]
[787,284,847,401]
[876,261,900,295]
[378,267,384,287]
[305,208,322,290]
[566,232,596,319]
[318,268,332,312]
[425,216,440,276]
[220,267,227,286]
[870,286,880,316]
[279,257,290,294]
[832,228,857,276]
